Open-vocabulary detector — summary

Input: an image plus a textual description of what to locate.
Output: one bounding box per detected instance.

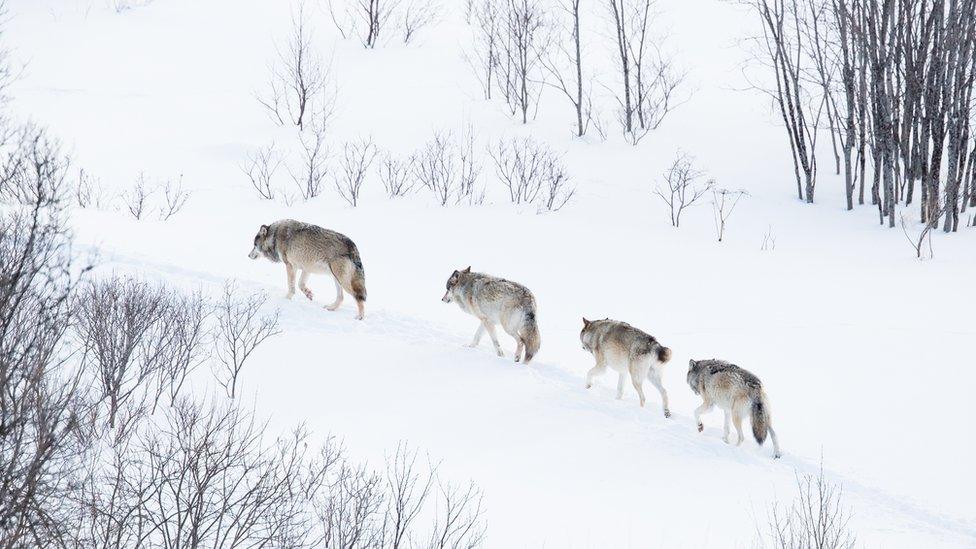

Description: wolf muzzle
[248,246,260,260]
[441,290,452,303]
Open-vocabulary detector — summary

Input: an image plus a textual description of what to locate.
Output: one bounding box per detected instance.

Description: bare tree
[0,124,93,548]
[159,174,189,221]
[466,0,502,100]
[150,290,210,410]
[606,0,688,144]
[414,131,459,206]
[377,152,417,198]
[402,0,442,44]
[75,168,108,209]
[242,142,284,200]
[499,0,546,123]
[423,480,487,549]
[711,187,749,241]
[290,124,331,201]
[212,282,281,399]
[762,463,856,549]
[335,137,379,207]
[761,224,777,251]
[259,1,335,130]
[490,136,573,210]
[75,277,173,428]
[652,152,713,227]
[329,0,399,48]
[122,172,153,220]
[385,443,437,549]
[457,124,485,205]
[538,0,593,137]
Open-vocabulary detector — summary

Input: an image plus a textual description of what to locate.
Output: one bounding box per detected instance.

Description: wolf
[580,318,672,418]
[248,219,367,320]
[686,359,782,458]
[441,267,541,363]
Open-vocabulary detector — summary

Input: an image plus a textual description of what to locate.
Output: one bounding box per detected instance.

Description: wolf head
[686,359,703,394]
[248,224,279,262]
[441,266,471,303]
[580,317,593,351]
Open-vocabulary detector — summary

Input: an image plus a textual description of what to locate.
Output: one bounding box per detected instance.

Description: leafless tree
[329,0,399,48]
[212,282,281,399]
[335,137,379,207]
[489,136,573,210]
[457,124,485,205]
[259,1,335,130]
[123,172,153,220]
[384,443,437,549]
[423,480,487,549]
[499,0,546,123]
[242,142,284,200]
[606,0,688,144]
[75,277,174,428]
[75,168,109,209]
[290,124,331,201]
[653,152,713,227]
[711,187,749,241]
[413,131,459,206]
[377,152,417,198]
[762,463,856,549]
[900,203,949,260]
[150,289,210,410]
[761,224,777,251]
[0,125,93,548]
[539,0,594,137]
[466,0,502,100]
[158,174,189,221]
[0,123,70,208]
[402,0,442,44]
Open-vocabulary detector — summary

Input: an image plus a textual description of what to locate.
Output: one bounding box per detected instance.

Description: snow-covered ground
[5,0,975,546]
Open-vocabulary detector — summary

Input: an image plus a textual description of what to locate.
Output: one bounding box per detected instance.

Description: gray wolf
[686,359,782,458]
[249,219,367,320]
[441,267,540,363]
[580,318,672,418]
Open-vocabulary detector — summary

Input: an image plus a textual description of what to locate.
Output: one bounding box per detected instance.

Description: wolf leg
[694,401,713,432]
[514,339,524,363]
[615,373,626,399]
[722,411,731,444]
[629,367,647,408]
[732,410,745,446]
[767,426,782,459]
[326,274,344,311]
[285,263,296,299]
[467,324,485,348]
[648,371,670,418]
[299,271,313,301]
[585,355,606,389]
[483,321,504,357]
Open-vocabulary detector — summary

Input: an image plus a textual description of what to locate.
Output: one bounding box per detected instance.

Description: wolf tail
[350,253,367,302]
[750,390,769,445]
[520,311,541,363]
[656,345,672,363]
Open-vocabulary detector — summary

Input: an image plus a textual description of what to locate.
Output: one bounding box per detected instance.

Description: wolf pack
[249,219,783,459]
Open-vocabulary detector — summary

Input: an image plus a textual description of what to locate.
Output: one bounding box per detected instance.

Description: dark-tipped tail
[657,345,672,363]
[751,392,769,445]
[521,313,541,363]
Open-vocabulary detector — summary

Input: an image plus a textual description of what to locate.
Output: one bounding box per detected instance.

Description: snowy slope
[6,0,976,546]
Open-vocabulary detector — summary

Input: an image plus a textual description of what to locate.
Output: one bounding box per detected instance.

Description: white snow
[5,0,975,546]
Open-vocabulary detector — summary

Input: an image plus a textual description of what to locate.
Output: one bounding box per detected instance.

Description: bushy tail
[350,254,367,302]
[656,345,672,363]
[751,390,769,445]
[520,312,541,363]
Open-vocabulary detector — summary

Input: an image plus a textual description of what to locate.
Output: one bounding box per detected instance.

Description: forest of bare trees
[745,0,976,232]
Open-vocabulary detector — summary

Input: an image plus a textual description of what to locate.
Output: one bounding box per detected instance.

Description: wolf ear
[462,266,471,273]
[258,225,269,237]
[688,359,696,368]
[582,317,591,327]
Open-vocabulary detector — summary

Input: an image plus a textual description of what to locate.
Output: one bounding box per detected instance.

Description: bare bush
[213,282,281,399]
[414,131,459,206]
[401,0,442,44]
[762,464,856,549]
[123,172,153,220]
[457,124,484,205]
[900,205,948,260]
[242,142,284,200]
[539,0,595,137]
[159,174,189,220]
[499,0,546,123]
[0,123,70,208]
[652,152,712,227]
[75,168,109,209]
[75,277,173,428]
[489,136,574,210]
[335,137,379,207]
[259,1,335,130]
[424,480,487,549]
[761,225,776,251]
[465,0,503,100]
[151,290,210,410]
[710,187,748,242]
[377,153,417,198]
[290,125,330,201]
[0,125,93,547]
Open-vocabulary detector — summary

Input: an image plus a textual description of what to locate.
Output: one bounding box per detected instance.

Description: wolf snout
[441,293,451,303]
[248,250,259,259]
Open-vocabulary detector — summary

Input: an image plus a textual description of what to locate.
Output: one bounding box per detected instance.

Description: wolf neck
[266,225,281,263]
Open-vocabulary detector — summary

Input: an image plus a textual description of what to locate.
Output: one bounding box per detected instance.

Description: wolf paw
[774,453,782,459]
[697,423,704,433]
[301,288,314,301]
[663,409,671,419]
[585,383,592,390]
[722,437,731,444]
[285,292,294,300]
[326,303,340,311]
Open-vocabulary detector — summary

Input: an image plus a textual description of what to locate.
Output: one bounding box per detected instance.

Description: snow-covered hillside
[4,0,975,546]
